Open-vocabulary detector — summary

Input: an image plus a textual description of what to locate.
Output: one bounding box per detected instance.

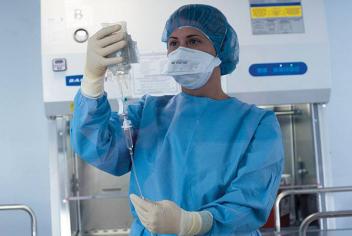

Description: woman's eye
[189,39,201,45]
[168,41,178,47]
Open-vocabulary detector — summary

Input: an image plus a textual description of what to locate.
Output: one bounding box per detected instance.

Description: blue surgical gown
[71,90,284,236]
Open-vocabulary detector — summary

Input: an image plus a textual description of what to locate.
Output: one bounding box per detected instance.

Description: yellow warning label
[250,6,302,19]
[70,102,74,113]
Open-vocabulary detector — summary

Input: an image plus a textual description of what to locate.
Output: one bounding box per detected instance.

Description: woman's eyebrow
[169,34,203,40]
[186,34,203,38]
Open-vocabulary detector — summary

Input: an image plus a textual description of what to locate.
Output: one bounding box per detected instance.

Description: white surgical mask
[162,47,221,89]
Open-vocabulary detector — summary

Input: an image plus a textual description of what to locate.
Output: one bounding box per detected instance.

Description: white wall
[0,0,51,235]
[0,0,351,235]
[324,0,352,228]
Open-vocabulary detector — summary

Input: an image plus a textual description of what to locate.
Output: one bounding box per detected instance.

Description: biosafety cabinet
[41,0,352,235]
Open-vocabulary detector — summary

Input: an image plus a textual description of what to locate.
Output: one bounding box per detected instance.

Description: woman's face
[167,27,216,56]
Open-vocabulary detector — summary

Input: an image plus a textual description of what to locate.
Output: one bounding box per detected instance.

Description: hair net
[161,4,239,75]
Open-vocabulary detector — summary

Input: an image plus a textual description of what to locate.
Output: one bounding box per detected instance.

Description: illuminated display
[249,62,308,77]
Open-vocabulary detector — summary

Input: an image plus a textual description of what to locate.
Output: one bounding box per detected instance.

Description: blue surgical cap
[161,4,239,75]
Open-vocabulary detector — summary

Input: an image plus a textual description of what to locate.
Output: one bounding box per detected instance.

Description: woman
[71,4,284,236]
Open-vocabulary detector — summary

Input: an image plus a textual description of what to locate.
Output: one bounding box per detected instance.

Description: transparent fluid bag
[101,22,139,77]
[101,22,139,105]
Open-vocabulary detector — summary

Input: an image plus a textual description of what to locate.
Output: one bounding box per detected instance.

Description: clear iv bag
[101,22,139,77]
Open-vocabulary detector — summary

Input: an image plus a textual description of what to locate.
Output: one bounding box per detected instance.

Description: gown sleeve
[201,111,284,235]
[70,90,145,176]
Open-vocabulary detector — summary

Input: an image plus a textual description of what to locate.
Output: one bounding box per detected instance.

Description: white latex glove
[130,194,213,235]
[81,24,127,98]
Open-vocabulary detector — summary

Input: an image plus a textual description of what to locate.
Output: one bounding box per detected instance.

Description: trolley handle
[0,204,37,236]
[274,185,352,233]
[299,210,352,236]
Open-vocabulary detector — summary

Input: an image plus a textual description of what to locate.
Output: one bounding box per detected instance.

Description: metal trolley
[274,186,352,235]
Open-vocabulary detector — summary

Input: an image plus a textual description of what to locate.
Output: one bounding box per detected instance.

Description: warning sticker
[249,0,305,35]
